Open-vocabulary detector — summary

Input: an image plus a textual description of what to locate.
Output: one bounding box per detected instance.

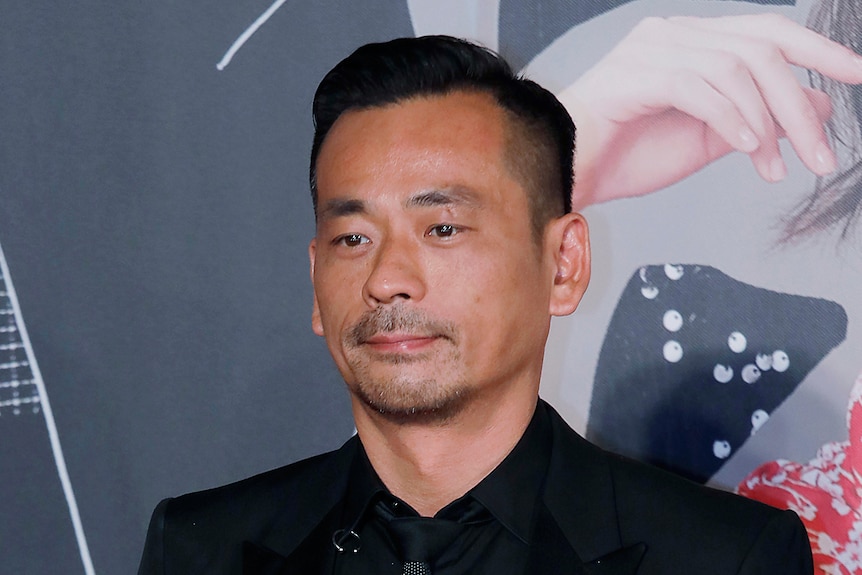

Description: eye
[335,234,370,247]
[426,224,459,238]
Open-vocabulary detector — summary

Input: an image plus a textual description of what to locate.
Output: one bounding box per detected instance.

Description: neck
[353,389,538,517]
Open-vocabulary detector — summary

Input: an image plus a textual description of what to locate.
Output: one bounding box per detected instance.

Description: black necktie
[385,515,464,575]
[375,494,492,574]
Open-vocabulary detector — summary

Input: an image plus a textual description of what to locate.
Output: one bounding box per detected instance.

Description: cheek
[315,269,359,327]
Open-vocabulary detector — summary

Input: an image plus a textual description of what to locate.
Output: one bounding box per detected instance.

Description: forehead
[314,91,521,209]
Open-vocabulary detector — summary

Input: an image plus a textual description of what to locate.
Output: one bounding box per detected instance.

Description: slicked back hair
[309,35,575,238]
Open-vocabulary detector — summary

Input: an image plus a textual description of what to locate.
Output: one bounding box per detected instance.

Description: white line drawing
[216,0,503,71]
[216,0,289,70]
[407,0,500,49]
[0,241,95,575]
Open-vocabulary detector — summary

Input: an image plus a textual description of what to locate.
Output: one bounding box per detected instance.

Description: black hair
[783,0,862,244]
[309,35,575,234]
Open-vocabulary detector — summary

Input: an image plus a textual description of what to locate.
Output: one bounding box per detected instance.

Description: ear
[547,212,591,317]
[309,239,325,336]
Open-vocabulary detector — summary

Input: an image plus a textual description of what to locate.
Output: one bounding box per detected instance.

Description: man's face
[310,91,571,422]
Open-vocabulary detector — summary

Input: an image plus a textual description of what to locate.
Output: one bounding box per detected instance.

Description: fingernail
[739,127,758,152]
[770,158,787,182]
[816,143,837,173]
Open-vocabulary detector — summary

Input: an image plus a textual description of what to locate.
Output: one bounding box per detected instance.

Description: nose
[362,238,426,307]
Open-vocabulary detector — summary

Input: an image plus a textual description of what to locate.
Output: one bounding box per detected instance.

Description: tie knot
[386,516,464,563]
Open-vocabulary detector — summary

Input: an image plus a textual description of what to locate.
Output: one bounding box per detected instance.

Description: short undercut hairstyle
[309,36,575,236]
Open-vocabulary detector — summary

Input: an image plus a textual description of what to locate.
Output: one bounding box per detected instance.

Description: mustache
[346,306,456,347]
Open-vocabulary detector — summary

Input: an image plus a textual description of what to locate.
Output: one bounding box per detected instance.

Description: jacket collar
[241,436,359,574]
[524,501,646,575]
[240,401,647,574]
[534,401,647,574]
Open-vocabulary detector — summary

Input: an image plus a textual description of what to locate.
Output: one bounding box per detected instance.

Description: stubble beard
[343,306,472,424]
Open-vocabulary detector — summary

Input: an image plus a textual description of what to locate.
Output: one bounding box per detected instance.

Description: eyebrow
[405,187,482,209]
[318,187,482,222]
[318,198,367,221]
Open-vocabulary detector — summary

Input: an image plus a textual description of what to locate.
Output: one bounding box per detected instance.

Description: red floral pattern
[739,372,862,574]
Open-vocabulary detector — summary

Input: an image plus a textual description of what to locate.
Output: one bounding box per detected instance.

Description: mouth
[362,333,441,354]
[346,306,455,357]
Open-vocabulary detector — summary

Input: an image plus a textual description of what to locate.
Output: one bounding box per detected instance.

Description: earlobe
[309,240,325,336]
[549,213,591,317]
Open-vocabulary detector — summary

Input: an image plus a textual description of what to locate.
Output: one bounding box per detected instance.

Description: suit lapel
[524,501,646,575]
[524,503,587,574]
[242,541,292,575]
[242,504,341,574]
[240,438,359,575]
[583,543,647,575]
[538,401,648,575]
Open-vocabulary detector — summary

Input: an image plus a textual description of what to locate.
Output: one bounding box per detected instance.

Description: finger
[658,44,785,181]
[658,18,835,175]
[671,14,862,85]
[769,87,833,139]
[744,87,832,179]
[804,86,833,123]
[731,37,835,174]
[625,18,785,179]
[639,67,766,163]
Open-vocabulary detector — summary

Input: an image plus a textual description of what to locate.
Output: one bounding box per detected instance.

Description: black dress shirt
[332,401,552,574]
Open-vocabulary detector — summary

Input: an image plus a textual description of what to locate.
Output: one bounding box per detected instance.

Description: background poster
[1,0,858,572]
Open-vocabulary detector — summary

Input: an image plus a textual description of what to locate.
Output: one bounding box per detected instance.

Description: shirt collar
[463,399,552,543]
[341,439,388,534]
[342,399,552,543]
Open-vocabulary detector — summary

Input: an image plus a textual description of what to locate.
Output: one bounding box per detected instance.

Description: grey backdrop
[1,2,411,573]
[9,1,854,574]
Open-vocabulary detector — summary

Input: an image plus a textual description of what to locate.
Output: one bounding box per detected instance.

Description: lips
[345,306,456,352]
[363,333,440,353]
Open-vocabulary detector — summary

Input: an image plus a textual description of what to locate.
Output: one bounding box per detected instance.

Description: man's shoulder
[601,438,784,524]
[138,438,358,575]
[150,438,354,554]
[600,447,810,573]
[543,401,812,572]
[161,437,355,525]
[545,400,780,518]
[137,439,357,575]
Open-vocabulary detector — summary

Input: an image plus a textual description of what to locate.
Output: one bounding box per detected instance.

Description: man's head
[308,37,589,425]
[310,35,575,239]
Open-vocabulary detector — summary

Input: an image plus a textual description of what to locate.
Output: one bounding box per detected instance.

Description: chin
[350,377,474,425]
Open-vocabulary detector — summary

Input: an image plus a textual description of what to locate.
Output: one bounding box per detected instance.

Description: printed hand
[559,14,862,209]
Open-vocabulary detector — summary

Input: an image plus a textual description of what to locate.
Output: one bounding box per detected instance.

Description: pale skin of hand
[559,14,862,210]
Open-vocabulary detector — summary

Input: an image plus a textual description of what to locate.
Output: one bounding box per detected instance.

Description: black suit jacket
[138,402,812,574]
